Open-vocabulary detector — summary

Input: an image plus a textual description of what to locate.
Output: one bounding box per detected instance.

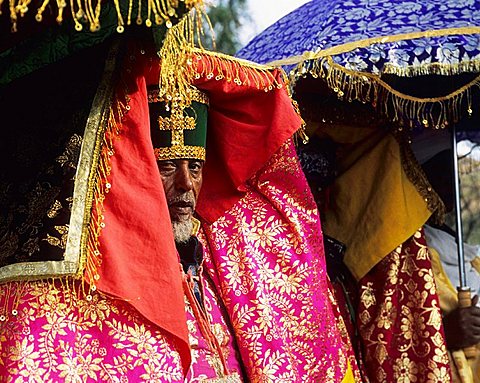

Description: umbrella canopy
[237,0,480,129]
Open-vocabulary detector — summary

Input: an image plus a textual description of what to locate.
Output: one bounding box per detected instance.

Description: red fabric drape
[144,55,302,224]
[356,229,451,382]
[95,53,190,371]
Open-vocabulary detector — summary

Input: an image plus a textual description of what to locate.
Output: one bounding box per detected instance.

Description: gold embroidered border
[154,145,206,161]
[395,132,446,223]
[267,27,480,67]
[0,41,121,283]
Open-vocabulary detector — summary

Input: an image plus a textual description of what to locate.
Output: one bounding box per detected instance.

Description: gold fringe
[0,277,109,325]
[79,84,131,295]
[192,48,281,90]
[383,59,480,78]
[395,132,446,224]
[158,11,283,112]
[295,56,480,129]
[280,70,308,144]
[6,0,203,33]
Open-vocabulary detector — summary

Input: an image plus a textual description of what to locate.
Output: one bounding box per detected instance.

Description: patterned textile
[356,229,451,383]
[0,269,243,382]
[237,0,480,75]
[201,139,356,382]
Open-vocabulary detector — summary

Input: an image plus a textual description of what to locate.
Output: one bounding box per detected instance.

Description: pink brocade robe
[0,275,244,382]
[199,140,355,382]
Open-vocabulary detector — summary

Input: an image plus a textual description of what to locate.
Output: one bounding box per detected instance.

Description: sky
[239,0,309,47]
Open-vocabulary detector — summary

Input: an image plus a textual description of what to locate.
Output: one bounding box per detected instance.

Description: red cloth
[145,55,302,224]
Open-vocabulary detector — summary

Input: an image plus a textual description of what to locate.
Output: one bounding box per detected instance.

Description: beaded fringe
[291,57,480,130]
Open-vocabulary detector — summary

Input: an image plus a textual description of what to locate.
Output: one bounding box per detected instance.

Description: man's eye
[189,161,203,174]
[159,161,176,173]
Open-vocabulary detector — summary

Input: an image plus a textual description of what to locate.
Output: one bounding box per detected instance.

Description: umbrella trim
[5,0,203,33]
[320,58,480,103]
[267,26,480,68]
[382,60,480,78]
[294,57,480,129]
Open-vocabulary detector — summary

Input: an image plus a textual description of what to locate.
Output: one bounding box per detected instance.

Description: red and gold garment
[357,229,450,382]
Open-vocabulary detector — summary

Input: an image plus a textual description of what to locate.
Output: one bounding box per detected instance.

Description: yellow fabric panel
[429,247,457,313]
[430,247,480,383]
[317,123,431,280]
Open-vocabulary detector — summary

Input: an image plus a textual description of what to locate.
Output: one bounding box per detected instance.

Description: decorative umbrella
[237,0,480,366]
[238,0,480,129]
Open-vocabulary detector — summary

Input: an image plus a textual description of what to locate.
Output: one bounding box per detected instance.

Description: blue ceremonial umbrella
[238,0,480,346]
[238,0,480,129]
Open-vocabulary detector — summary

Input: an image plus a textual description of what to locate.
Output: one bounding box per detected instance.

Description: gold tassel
[7,0,203,33]
[79,87,131,296]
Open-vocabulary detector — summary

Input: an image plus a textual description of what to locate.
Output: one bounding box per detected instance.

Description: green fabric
[150,100,208,152]
[0,6,116,86]
[184,102,208,149]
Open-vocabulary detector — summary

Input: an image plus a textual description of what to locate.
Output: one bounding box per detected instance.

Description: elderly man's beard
[172,220,193,244]
[170,191,196,244]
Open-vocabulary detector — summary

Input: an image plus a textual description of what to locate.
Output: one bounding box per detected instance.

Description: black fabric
[0,42,109,267]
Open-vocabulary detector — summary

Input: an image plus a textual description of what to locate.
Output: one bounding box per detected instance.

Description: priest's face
[158,159,204,242]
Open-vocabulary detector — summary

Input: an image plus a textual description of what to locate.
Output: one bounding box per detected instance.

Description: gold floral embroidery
[393,353,419,383]
[360,282,376,309]
[0,280,184,382]
[202,140,348,382]
[46,200,63,219]
[357,229,450,382]
[56,134,82,170]
[43,225,69,250]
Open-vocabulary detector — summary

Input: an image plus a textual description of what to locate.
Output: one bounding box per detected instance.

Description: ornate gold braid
[154,145,206,161]
[147,87,209,106]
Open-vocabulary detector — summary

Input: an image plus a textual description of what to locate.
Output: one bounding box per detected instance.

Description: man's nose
[175,166,193,192]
